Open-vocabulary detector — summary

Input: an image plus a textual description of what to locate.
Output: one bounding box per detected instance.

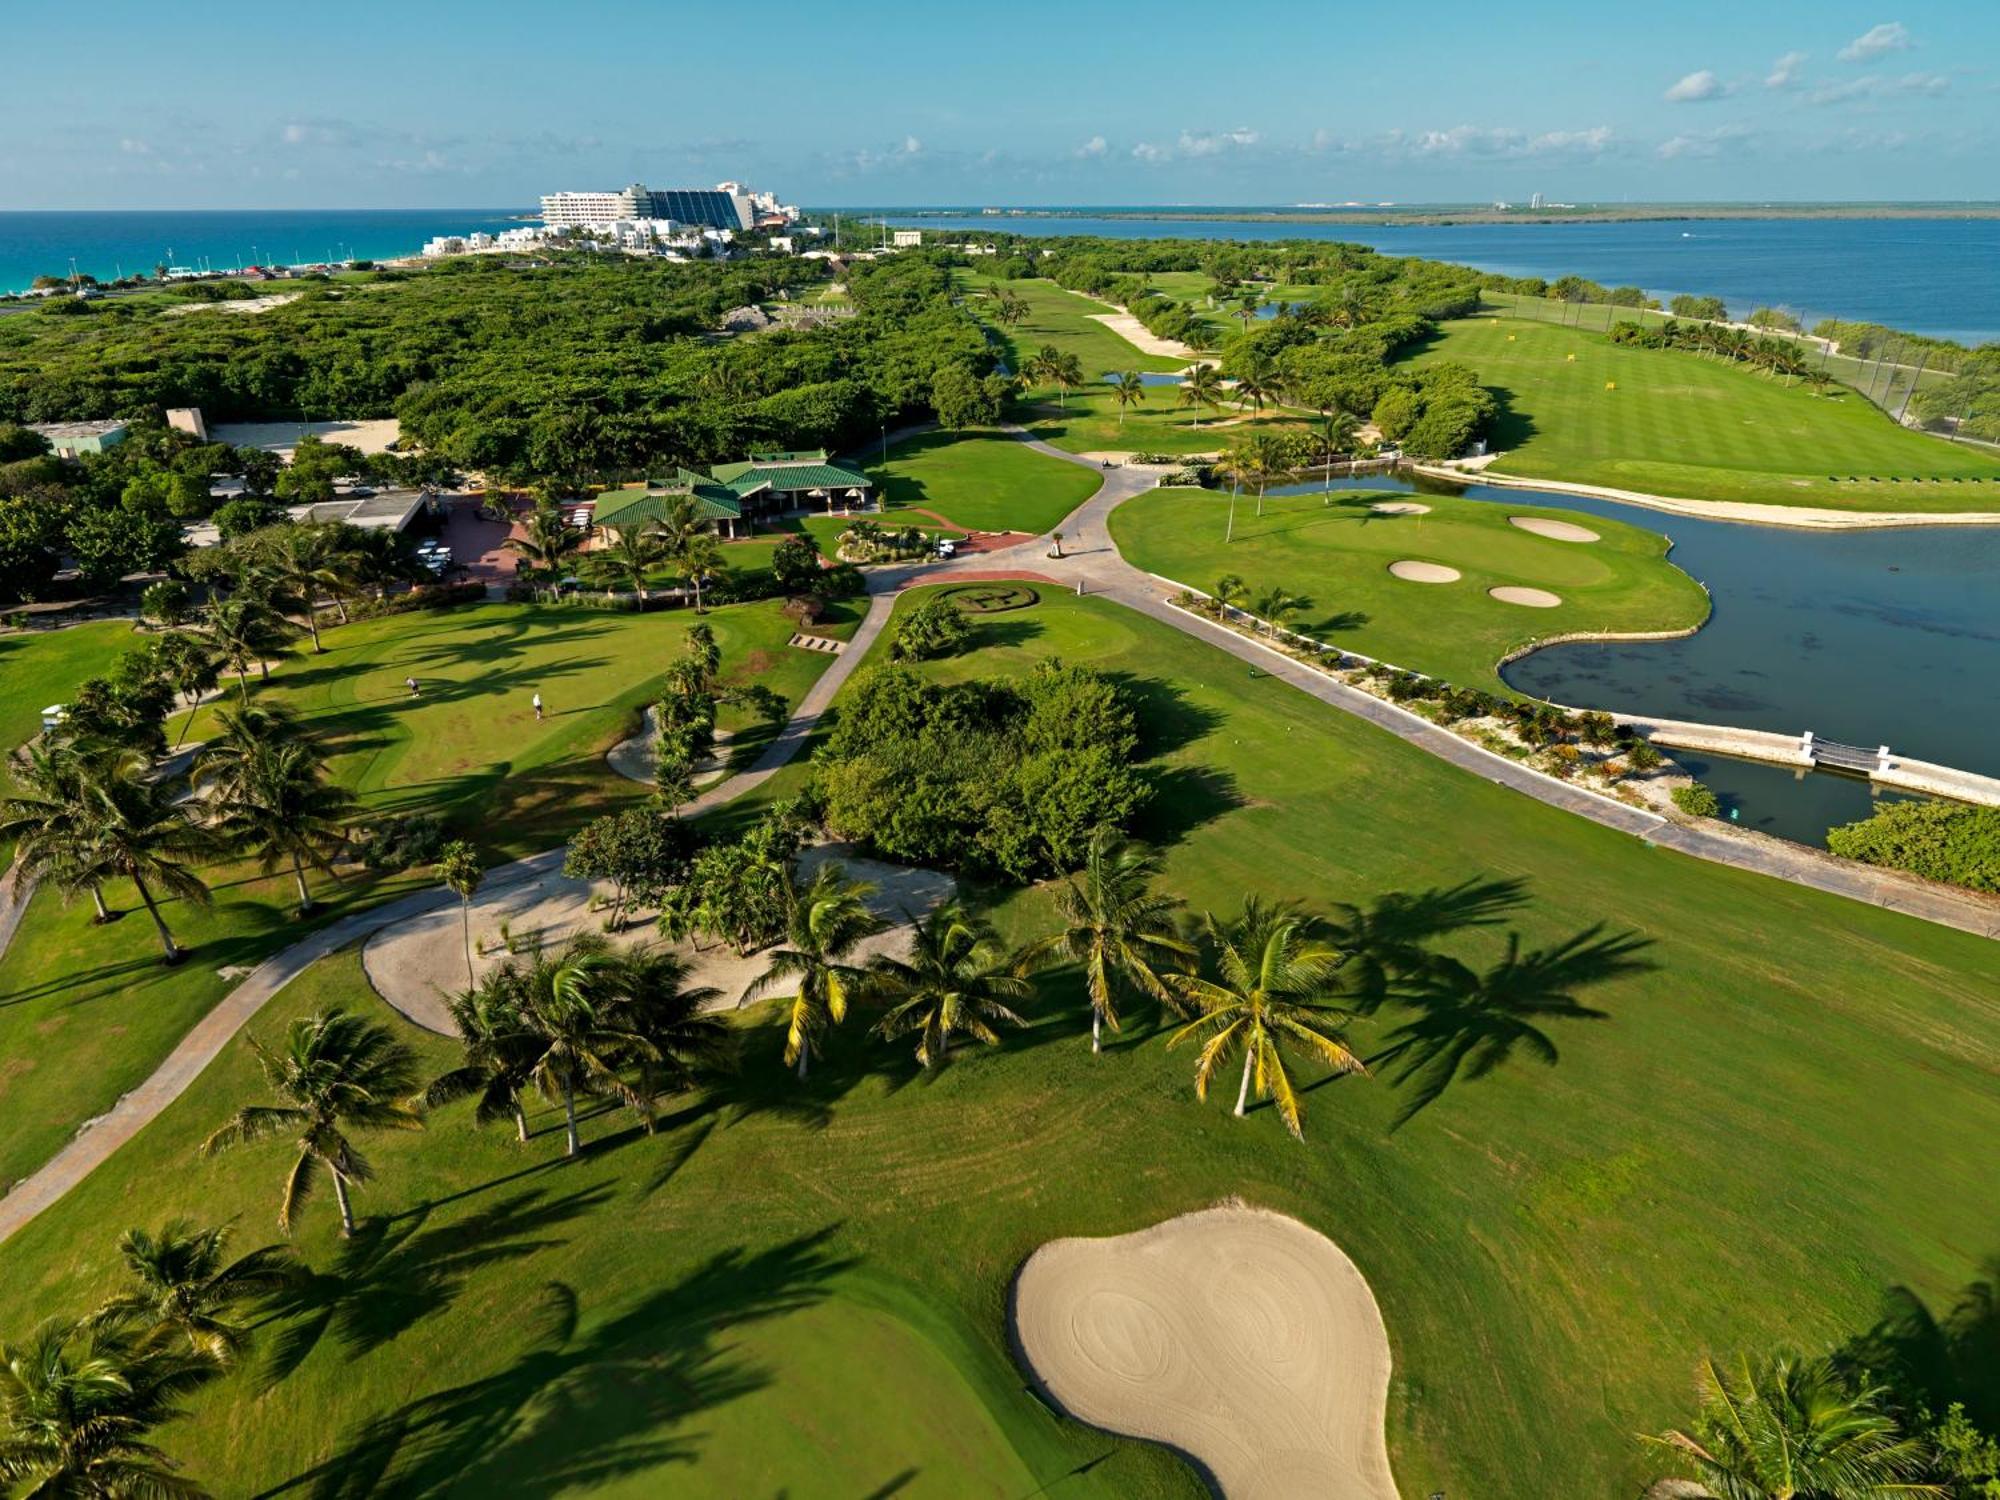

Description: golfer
[405,676,420,698]
[532,691,543,722]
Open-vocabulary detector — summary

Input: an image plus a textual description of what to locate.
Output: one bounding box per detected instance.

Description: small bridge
[1804,734,1887,774]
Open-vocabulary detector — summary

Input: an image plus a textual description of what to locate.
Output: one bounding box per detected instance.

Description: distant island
[877,201,2000,226]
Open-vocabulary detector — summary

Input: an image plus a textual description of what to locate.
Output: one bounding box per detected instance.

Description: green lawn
[1413,314,2000,509]
[1111,483,1710,689]
[0,599,841,1193]
[4,590,1999,1497]
[963,274,1306,456]
[866,430,1101,534]
[0,621,138,857]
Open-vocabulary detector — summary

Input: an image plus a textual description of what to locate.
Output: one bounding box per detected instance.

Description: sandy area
[1370,501,1431,516]
[164,293,300,318]
[1388,560,1460,583]
[1509,515,1600,543]
[1412,462,2000,532]
[1012,1204,1397,1500]
[361,845,951,1033]
[1088,311,1201,361]
[1490,585,1563,607]
[209,418,402,459]
[606,707,730,789]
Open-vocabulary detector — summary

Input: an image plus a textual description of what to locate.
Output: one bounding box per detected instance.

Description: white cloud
[1397,124,1615,159]
[1130,141,1170,162]
[1765,51,1807,88]
[1664,69,1726,103]
[1657,124,1752,160]
[1808,70,1950,105]
[1894,71,1950,95]
[901,135,923,156]
[1177,127,1260,157]
[1838,22,1909,62]
[1074,134,1108,159]
[118,138,152,155]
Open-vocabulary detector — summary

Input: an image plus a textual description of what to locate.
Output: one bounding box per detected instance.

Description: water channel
[1260,472,2000,846]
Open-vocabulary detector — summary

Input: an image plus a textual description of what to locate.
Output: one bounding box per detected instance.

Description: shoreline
[890,204,2000,227]
[1410,464,2000,532]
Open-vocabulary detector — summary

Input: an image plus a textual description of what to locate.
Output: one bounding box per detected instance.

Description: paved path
[6,439,1997,1244]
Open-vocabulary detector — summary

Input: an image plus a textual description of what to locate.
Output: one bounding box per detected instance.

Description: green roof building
[594,451,873,538]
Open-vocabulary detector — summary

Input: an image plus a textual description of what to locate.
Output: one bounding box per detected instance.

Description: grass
[1110,483,1710,689]
[963,274,1306,456]
[865,429,1100,534]
[0,621,138,858]
[4,590,2000,1497]
[0,598,843,1192]
[1412,314,2000,510]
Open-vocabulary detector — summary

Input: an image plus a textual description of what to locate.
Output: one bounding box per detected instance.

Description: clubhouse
[593,449,873,537]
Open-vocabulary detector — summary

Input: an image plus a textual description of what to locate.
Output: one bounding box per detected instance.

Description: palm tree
[679,532,725,615]
[496,936,658,1156]
[0,740,120,923]
[197,737,357,914]
[741,863,884,1079]
[1179,363,1224,428]
[1164,898,1365,1139]
[437,840,484,989]
[504,502,580,597]
[1109,371,1146,429]
[1212,574,1249,612]
[92,1221,297,1365]
[201,1009,424,1237]
[420,982,540,1143]
[1252,585,1304,637]
[613,943,729,1105]
[91,753,215,965]
[151,633,221,747]
[1020,826,1193,1053]
[1315,406,1360,492]
[588,523,668,602]
[1646,1351,1942,1499]
[202,592,297,700]
[0,1317,218,1499]
[186,703,300,800]
[1233,359,1282,417]
[868,901,1032,1070]
[245,526,353,653]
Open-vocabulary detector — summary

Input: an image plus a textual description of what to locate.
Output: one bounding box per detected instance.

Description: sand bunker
[1508,515,1600,543]
[1489,586,1563,608]
[607,706,731,788]
[1012,1204,1397,1500]
[1388,560,1460,583]
[362,845,951,1034]
[1370,501,1431,516]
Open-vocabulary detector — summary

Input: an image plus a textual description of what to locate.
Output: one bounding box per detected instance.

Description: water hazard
[1262,472,2000,845]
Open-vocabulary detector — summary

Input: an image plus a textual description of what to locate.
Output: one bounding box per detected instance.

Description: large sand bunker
[1369,501,1431,516]
[1509,515,1600,543]
[1388,560,1460,583]
[1012,1204,1397,1500]
[1489,585,1563,608]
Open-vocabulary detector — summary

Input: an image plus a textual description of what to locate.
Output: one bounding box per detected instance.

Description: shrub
[1627,741,1664,772]
[1826,801,2000,893]
[1672,782,1721,818]
[890,593,973,661]
[357,813,447,872]
[351,581,486,618]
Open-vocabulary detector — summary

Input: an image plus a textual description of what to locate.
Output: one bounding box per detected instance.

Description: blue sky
[2,0,1994,209]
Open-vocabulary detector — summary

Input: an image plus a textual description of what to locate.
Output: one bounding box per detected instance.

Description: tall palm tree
[244,526,352,653]
[90,752,215,965]
[419,983,540,1143]
[201,1009,424,1237]
[198,738,357,914]
[1164,898,1365,1139]
[0,740,120,923]
[92,1221,297,1365]
[679,532,725,615]
[868,901,1032,1070]
[202,592,297,700]
[1109,371,1147,429]
[496,936,658,1156]
[187,703,301,801]
[437,840,484,990]
[1646,1351,1942,1499]
[588,523,669,602]
[741,863,884,1079]
[1315,406,1360,491]
[1020,826,1193,1053]
[1233,359,1282,417]
[613,943,729,1104]
[1179,363,1224,428]
[150,633,221,747]
[0,1317,218,1499]
[503,503,580,596]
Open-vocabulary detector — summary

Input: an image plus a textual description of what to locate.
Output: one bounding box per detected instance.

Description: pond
[1261,471,2000,846]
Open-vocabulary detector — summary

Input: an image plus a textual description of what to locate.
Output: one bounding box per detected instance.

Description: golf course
[4,583,1998,1497]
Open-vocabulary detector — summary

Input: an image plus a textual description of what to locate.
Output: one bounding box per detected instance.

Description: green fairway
[1110,483,1710,689]
[963,274,1304,456]
[0,599,841,1192]
[1413,315,2000,510]
[0,620,136,855]
[4,589,1998,1497]
[867,430,1100,533]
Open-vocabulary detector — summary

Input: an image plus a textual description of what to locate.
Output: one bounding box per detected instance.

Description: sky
[2,0,1995,210]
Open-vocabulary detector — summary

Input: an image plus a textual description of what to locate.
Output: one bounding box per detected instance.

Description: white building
[892,229,922,248]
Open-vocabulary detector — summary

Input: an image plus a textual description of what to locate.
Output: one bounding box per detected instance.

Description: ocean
[0,209,525,295]
[877,212,2000,345]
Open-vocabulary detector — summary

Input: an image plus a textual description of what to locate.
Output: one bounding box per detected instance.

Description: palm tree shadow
[259,1227,855,1499]
[255,1184,614,1386]
[1364,922,1653,1130]
[1836,1259,2000,1433]
[1330,877,1532,1014]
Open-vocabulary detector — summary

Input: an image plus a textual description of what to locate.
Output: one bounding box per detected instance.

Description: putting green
[1109,484,1708,689]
